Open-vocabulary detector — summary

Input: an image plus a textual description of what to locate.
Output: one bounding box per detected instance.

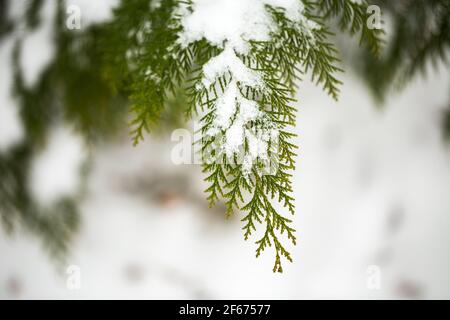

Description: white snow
[209,80,262,130]
[177,0,309,53]
[18,0,119,88]
[177,0,317,172]
[29,126,87,208]
[210,83,239,130]
[205,79,267,160]
[224,99,265,156]
[202,46,263,88]
[177,0,272,54]
[19,0,57,88]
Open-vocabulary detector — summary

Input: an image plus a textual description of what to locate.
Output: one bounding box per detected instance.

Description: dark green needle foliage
[356,0,450,102]
[350,0,450,144]
[0,0,382,271]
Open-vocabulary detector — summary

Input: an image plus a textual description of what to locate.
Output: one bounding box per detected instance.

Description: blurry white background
[1,0,450,299]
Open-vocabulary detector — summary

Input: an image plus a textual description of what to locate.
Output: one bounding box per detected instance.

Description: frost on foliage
[170,0,319,272]
[122,0,382,272]
[199,45,274,170]
[177,0,310,53]
[176,0,317,176]
[201,46,263,88]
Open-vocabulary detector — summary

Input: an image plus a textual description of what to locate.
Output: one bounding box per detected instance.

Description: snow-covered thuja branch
[117,0,383,272]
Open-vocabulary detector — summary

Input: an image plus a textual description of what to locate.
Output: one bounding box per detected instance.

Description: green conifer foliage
[110,0,382,272]
[357,0,449,102]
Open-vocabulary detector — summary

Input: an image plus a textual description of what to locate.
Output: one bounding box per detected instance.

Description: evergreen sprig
[112,0,380,272]
[116,0,382,272]
[1,0,383,271]
[356,0,449,103]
